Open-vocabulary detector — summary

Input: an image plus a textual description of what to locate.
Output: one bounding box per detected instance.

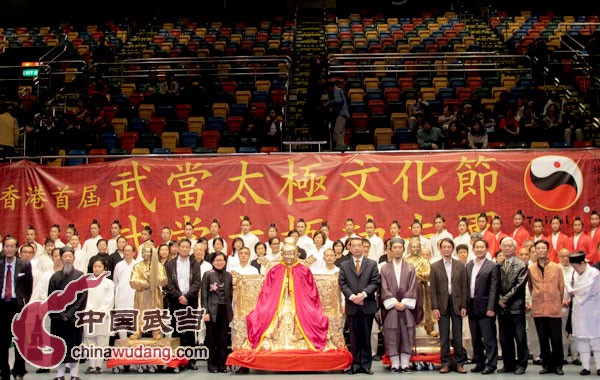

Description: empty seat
[238,146,258,153]
[161,131,179,149]
[180,131,200,148]
[131,148,150,155]
[66,149,87,166]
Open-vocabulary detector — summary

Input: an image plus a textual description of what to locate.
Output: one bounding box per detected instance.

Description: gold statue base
[114,337,181,349]
[415,336,441,355]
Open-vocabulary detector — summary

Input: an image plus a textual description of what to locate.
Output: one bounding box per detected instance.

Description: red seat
[175,103,191,120]
[120,132,138,152]
[201,131,220,150]
[351,112,370,129]
[88,148,108,163]
[148,117,166,135]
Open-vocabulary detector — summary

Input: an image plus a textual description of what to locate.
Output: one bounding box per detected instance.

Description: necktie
[355,259,361,274]
[503,260,510,273]
[5,264,12,300]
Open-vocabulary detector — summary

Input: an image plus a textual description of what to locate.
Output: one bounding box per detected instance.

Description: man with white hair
[497,237,529,375]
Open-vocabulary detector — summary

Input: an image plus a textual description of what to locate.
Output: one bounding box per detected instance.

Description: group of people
[1,210,600,379]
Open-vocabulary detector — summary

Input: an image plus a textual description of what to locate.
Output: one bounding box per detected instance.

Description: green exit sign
[22,68,39,77]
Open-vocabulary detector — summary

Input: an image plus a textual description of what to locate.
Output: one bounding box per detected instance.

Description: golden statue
[405,237,438,337]
[242,241,337,351]
[129,244,168,340]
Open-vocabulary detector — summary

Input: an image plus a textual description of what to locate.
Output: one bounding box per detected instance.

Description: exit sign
[22,68,39,77]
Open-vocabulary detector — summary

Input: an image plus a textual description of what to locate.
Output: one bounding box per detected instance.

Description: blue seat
[238,146,258,153]
[205,117,225,131]
[101,133,118,151]
[155,104,174,118]
[66,149,87,166]
[180,131,199,148]
[394,129,416,145]
[551,141,570,149]
[377,144,397,150]
[128,118,148,134]
[152,147,171,154]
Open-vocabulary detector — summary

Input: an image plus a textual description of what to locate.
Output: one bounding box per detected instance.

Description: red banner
[1,150,599,247]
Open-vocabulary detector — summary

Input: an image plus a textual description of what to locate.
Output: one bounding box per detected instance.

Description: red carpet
[106,358,188,368]
[226,349,353,371]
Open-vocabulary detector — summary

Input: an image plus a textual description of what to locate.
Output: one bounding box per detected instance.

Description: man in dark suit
[467,239,500,374]
[497,237,529,375]
[430,237,468,374]
[165,239,202,370]
[339,236,380,374]
[1,236,33,380]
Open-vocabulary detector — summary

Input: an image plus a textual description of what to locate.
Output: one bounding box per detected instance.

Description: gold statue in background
[405,237,438,337]
[129,244,168,340]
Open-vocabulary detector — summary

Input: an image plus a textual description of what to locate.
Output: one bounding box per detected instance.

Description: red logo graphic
[524,155,583,211]
[11,273,107,369]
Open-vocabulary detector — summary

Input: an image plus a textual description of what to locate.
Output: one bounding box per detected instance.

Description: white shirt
[311,265,340,275]
[443,258,453,295]
[53,239,65,249]
[84,276,115,337]
[470,258,486,298]
[226,253,240,272]
[240,232,260,258]
[297,234,315,253]
[82,235,102,258]
[560,264,574,303]
[113,258,137,309]
[230,263,259,275]
[367,234,384,262]
[552,232,560,249]
[176,256,191,295]
[107,236,120,254]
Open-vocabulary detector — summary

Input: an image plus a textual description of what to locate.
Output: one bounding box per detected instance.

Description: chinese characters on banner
[0,150,597,245]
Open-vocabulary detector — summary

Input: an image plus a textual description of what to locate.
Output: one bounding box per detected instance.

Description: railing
[327,52,533,81]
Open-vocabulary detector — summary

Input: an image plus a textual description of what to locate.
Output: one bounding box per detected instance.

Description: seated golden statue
[405,237,438,337]
[230,240,344,352]
[129,245,168,340]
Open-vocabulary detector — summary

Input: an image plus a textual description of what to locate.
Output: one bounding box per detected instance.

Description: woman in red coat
[489,215,508,258]
[477,212,496,257]
[511,210,530,250]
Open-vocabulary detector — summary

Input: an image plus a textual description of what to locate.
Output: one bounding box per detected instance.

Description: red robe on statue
[246,262,329,351]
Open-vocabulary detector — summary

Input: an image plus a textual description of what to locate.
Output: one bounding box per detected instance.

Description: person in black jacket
[201,252,233,373]
[0,236,33,380]
[165,239,202,370]
[467,239,500,374]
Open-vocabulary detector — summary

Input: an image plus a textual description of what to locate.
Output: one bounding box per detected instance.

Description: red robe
[572,232,595,264]
[481,229,496,257]
[490,231,508,258]
[590,228,600,264]
[548,232,573,263]
[246,262,328,351]
[530,234,550,243]
[512,226,531,250]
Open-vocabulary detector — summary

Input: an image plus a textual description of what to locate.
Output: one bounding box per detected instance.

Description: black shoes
[187,363,198,370]
[482,368,495,374]
[514,367,526,375]
[497,367,515,373]
[539,368,552,374]
[555,368,564,375]
[533,359,543,365]
[580,369,591,376]
[471,367,484,373]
